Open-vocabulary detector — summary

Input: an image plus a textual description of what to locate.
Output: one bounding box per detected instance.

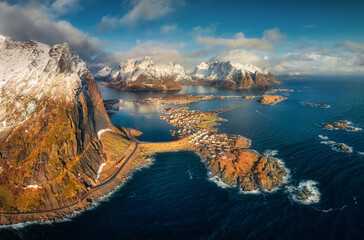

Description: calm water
[1,77,364,239]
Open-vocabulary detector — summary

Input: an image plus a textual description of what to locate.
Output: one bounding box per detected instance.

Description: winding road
[0,129,139,216]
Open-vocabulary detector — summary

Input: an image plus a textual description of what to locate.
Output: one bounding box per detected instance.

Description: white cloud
[216,49,262,64]
[99,40,184,66]
[262,49,364,75]
[161,24,177,34]
[97,0,183,30]
[51,0,81,15]
[335,41,364,53]
[0,1,104,63]
[196,28,284,51]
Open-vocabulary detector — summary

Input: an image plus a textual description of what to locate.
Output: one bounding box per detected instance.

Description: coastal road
[0,129,139,216]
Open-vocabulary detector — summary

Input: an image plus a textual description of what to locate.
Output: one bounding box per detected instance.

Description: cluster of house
[140,98,193,105]
[188,130,239,160]
[161,108,202,137]
[161,107,242,160]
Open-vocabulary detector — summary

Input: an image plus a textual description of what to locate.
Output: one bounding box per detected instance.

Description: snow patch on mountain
[111,56,192,83]
[95,66,118,81]
[0,35,92,135]
[192,60,267,81]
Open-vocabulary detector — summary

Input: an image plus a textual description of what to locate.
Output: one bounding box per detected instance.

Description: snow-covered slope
[0,35,114,214]
[191,60,280,89]
[105,56,190,91]
[0,34,111,135]
[94,66,118,82]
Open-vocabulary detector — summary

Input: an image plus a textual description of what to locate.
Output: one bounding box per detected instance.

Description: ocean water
[1,77,364,239]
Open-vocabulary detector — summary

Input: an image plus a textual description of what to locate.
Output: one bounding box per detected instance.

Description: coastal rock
[286,180,320,205]
[259,95,287,105]
[323,120,358,131]
[265,88,294,94]
[300,102,330,108]
[207,149,287,191]
[104,56,190,91]
[243,95,261,99]
[191,61,281,89]
[321,140,353,153]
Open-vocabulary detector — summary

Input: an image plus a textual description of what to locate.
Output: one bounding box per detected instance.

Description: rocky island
[287,180,320,205]
[138,94,224,105]
[323,120,359,131]
[301,102,330,108]
[321,141,353,153]
[243,95,261,100]
[265,88,294,95]
[259,95,287,105]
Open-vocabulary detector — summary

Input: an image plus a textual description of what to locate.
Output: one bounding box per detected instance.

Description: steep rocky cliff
[191,61,281,89]
[0,35,120,212]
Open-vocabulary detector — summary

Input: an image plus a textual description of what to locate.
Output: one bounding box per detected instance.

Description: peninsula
[159,106,287,191]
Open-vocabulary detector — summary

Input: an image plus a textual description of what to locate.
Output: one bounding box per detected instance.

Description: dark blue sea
[1,77,364,240]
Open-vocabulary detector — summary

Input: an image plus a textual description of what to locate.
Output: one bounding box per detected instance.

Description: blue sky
[1,0,364,75]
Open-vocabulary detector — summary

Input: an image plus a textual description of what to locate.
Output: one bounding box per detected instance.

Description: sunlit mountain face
[0,1,363,239]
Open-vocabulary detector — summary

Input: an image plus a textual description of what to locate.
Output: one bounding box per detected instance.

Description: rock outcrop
[0,35,121,212]
[259,95,287,105]
[323,120,357,131]
[207,149,287,191]
[191,61,281,89]
[104,56,190,91]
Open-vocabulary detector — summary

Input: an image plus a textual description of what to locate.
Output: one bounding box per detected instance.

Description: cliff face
[192,61,281,89]
[104,56,188,91]
[0,35,114,211]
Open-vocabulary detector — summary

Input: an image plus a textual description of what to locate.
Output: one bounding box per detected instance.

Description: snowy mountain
[94,66,118,82]
[0,35,116,215]
[104,56,191,91]
[191,61,281,89]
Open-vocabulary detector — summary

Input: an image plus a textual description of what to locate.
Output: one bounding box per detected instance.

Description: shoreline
[0,104,288,225]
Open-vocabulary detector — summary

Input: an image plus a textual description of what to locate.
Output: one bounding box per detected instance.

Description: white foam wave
[286,180,320,205]
[274,157,291,184]
[208,175,230,189]
[263,149,278,157]
[239,189,261,195]
[187,170,193,180]
[314,205,347,213]
[320,140,336,145]
[357,151,364,156]
[318,135,329,140]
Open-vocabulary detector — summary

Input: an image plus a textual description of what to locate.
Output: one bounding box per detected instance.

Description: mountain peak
[191,60,280,89]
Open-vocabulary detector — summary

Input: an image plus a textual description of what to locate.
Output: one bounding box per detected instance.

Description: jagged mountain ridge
[191,61,281,89]
[0,35,120,212]
[102,56,190,91]
[97,57,280,91]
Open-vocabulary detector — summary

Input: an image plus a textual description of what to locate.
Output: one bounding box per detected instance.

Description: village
[138,94,224,105]
[160,107,250,161]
